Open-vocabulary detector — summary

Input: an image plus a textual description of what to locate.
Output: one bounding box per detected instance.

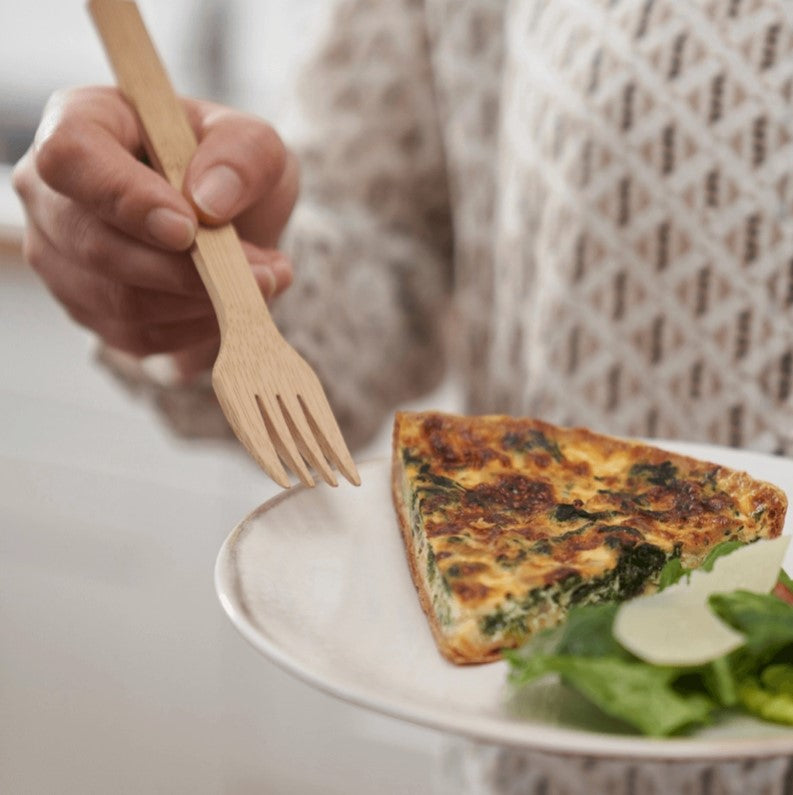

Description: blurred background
[0,0,333,251]
[0,1,452,792]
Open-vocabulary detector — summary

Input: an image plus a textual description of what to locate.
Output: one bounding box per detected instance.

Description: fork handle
[88,0,275,332]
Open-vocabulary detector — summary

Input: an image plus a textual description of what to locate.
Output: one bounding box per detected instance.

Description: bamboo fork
[88,0,360,490]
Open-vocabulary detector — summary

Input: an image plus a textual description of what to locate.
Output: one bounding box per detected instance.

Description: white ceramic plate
[215,442,793,760]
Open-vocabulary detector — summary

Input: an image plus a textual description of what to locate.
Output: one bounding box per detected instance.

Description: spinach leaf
[700,656,739,707]
[629,461,678,486]
[656,540,748,591]
[502,429,564,462]
[708,590,793,657]
[700,540,746,572]
[554,603,626,659]
[657,557,686,590]
[505,653,713,736]
[505,603,624,661]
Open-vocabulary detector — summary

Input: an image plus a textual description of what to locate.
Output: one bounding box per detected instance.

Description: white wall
[0,0,328,161]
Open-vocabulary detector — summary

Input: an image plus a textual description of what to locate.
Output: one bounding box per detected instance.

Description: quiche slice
[391,411,787,665]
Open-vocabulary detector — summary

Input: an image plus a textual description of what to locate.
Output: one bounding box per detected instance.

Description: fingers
[24,217,292,317]
[14,84,298,365]
[235,149,300,249]
[27,226,220,358]
[100,316,221,358]
[183,102,299,247]
[20,201,293,361]
[18,172,206,295]
[25,224,215,324]
[18,155,294,299]
[171,337,222,382]
[29,86,198,251]
[242,240,294,299]
[19,86,299,252]
[183,101,286,220]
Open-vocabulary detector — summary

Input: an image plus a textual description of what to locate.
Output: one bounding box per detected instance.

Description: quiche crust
[391,411,787,665]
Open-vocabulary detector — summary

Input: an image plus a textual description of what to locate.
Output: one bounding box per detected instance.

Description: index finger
[33,86,198,251]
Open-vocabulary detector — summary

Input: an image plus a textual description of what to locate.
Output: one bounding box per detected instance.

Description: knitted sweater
[108,0,793,456]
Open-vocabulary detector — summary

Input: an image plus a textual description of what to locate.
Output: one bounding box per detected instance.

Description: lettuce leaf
[505,652,713,736]
[700,656,739,707]
[708,591,793,658]
[737,665,793,725]
[554,603,625,658]
[763,664,793,697]
[506,543,793,736]
[511,603,626,661]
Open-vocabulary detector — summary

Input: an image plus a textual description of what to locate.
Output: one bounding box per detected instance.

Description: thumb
[182,100,288,226]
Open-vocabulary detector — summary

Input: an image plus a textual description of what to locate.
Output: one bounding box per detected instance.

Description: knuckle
[34,88,116,189]
[20,231,41,270]
[39,271,94,329]
[245,122,287,180]
[46,85,82,109]
[11,154,33,199]
[70,213,107,269]
[255,121,284,157]
[95,171,129,221]
[34,124,82,191]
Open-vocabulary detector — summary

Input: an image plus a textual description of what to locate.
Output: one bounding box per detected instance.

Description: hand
[13,86,299,379]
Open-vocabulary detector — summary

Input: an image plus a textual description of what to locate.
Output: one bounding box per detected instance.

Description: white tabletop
[0,265,446,794]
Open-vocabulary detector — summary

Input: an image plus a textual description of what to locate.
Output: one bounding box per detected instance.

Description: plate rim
[215,444,793,760]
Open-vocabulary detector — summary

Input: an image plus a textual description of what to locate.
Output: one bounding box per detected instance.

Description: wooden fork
[88,0,360,489]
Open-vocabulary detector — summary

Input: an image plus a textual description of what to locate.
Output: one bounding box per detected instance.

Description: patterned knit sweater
[108,0,793,456]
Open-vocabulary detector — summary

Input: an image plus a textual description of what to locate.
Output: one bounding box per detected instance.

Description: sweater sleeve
[101,0,453,451]
[271,0,454,448]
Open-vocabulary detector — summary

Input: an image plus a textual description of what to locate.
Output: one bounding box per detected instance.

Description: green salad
[505,537,793,737]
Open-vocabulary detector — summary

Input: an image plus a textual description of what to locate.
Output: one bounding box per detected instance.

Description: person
[13,0,793,791]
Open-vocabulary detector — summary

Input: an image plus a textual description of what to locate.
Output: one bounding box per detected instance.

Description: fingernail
[192,165,243,219]
[251,264,277,299]
[145,208,196,249]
